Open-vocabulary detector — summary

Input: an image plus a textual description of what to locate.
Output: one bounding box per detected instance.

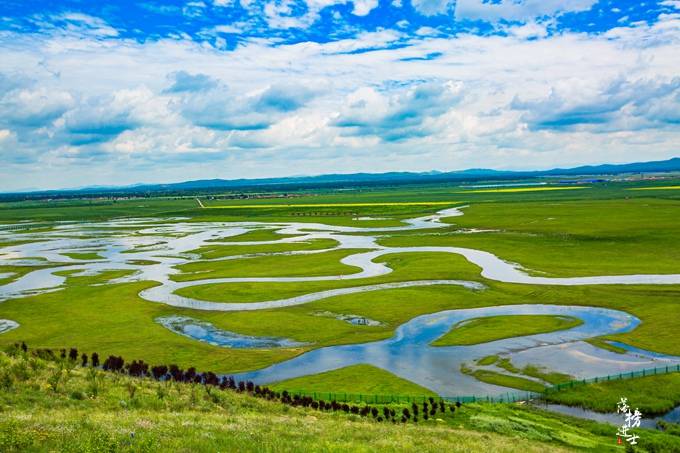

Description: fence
[286,389,542,405]
[284,364,680,405]
[0,223,52,231]
[545,363,680,394]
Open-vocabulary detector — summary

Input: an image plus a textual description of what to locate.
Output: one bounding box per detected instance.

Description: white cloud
[0,14,679,189]
[352,0,379,16]
[507,22,548,39]
[411,0,454,17]
[454,0,597,22]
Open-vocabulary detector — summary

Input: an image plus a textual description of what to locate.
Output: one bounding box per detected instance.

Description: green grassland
[474,357,573,388]
[0,263,63,286]
[380,198,680,277]
[171,248,366,282]
[1,178,680,434]
[61,252,104,260]
[1,177,677,225]
[432,315,582,346]
[191,238,338,259]
[270,364,437,396]
[173,252,485,302]
[216,228,301,242]
[4,260,680,376]
[6,350,680,452]
[464,369,547,393]
[545,373,680,415]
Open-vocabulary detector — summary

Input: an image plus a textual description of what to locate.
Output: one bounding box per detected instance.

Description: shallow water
[0,319,19,334]
[313,311,384,327]
[232,304,680,396]
[156,316,306,348]
[3,206,680,394]
[537,403,680,429]
[3,205,680,310]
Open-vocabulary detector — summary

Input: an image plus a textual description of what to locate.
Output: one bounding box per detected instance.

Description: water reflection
[156,316,307,348]
[233,304,680,396]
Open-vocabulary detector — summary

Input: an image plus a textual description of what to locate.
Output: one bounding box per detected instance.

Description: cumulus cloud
[454,0,597,22]
[0,5,679,190]
[513,78,680,131]
[411,0,455,17]
[0,86,73,128]
[333,81,463,142]
[164,71,219,93]
[174,80,316,131]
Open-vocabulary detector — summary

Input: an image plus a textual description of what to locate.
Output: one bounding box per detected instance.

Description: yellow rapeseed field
[456,186,590,194]
[628,185,680,191]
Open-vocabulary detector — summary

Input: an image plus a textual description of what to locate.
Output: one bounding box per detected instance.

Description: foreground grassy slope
[6,350,677,452]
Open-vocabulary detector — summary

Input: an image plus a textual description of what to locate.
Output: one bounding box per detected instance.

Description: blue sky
[0,0,679,190]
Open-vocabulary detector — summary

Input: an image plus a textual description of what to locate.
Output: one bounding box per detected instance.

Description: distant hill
[3,157,679,199]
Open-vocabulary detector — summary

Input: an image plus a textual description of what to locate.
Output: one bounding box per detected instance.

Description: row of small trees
[12,342,461,424]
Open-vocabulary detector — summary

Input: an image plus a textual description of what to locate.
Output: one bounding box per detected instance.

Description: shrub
[70,390,85,400]
[0,370,14,391]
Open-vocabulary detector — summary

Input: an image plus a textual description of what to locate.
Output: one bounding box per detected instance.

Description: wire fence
[544,363,680,393]
[0,223,52,231]
[284,364,680,404]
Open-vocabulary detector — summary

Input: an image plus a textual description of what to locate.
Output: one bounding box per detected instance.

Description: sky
[0,0,679,190]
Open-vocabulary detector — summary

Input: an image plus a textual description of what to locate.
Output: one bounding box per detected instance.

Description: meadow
[2,177,680,450]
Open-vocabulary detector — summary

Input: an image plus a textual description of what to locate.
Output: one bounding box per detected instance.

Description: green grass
[431,315,582,346]
[125,259,161,266]
[520,365,572,386]
[190,238,338,259]
[5,259,680,377]
[381,198,680,277]
[216,228,301,242]
[174,251,484,302]
[3,181,680,422]
[544,372,680,415]
[6,350,678,452]
[171,248,366,282]
[465,369,547,393]
[0,279,302,373]
[585,338,627,354]
[61,252,104,260]
[493,358,573,386]
[0,264,63,286]
[477,355,499,366]
[270,365,437,396]
[496,358,521,374]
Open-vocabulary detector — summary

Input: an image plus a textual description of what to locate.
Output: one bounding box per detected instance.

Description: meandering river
[2,206,680,395]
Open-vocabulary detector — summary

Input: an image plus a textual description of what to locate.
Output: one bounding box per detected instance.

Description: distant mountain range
[4,157,680,199]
